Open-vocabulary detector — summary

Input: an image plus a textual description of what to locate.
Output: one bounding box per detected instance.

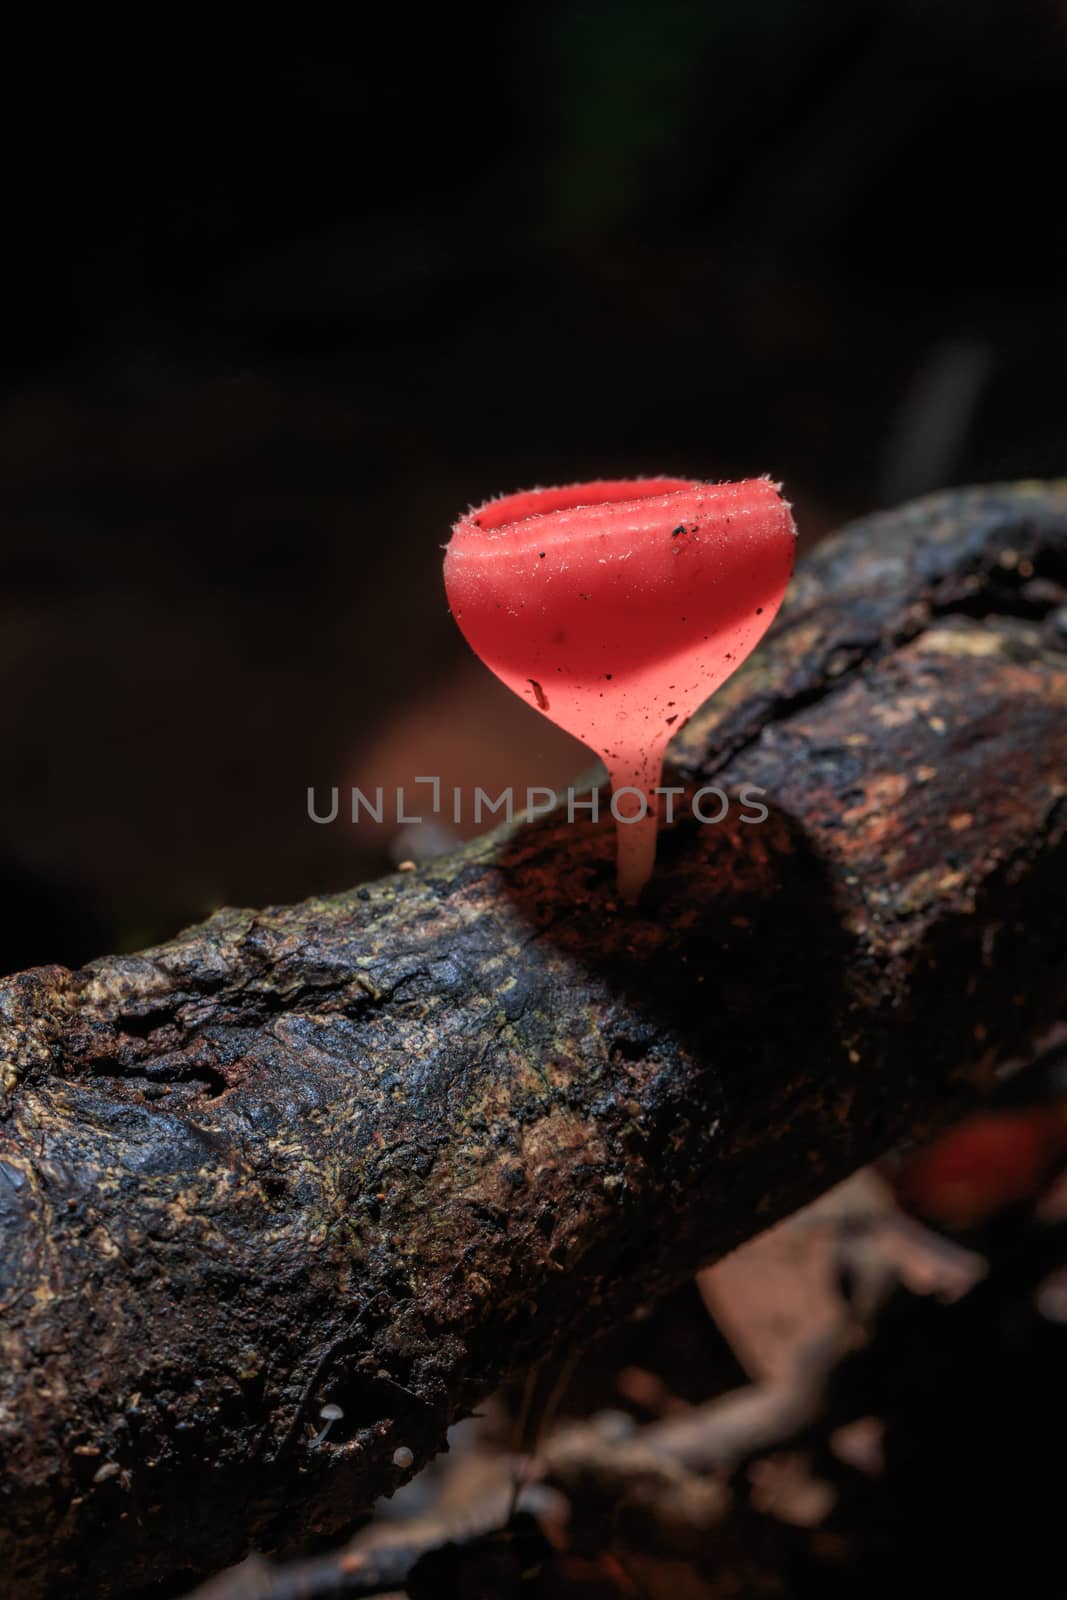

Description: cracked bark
[1,482,1066,1599]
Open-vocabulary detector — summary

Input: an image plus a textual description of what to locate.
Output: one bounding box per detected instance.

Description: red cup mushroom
[444,477,796,902]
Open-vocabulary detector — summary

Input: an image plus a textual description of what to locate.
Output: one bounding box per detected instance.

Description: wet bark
[1,482,1066,1599]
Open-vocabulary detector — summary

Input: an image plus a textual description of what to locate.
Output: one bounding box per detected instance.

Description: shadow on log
[1,483,1066,1598]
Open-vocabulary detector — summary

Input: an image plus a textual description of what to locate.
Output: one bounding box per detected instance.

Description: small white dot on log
[392,1445,414,1469]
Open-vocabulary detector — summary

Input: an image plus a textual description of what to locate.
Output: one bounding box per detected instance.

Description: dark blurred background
[2,0,1065,974]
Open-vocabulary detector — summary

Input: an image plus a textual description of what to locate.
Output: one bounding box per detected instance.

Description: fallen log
[1,482,1065,1599]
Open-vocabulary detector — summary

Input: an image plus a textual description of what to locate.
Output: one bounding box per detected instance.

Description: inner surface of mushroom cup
[444,477,796,901]
[463,477,697,533]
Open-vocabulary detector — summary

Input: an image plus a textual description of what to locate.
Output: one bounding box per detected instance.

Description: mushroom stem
[609,752,666,905]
